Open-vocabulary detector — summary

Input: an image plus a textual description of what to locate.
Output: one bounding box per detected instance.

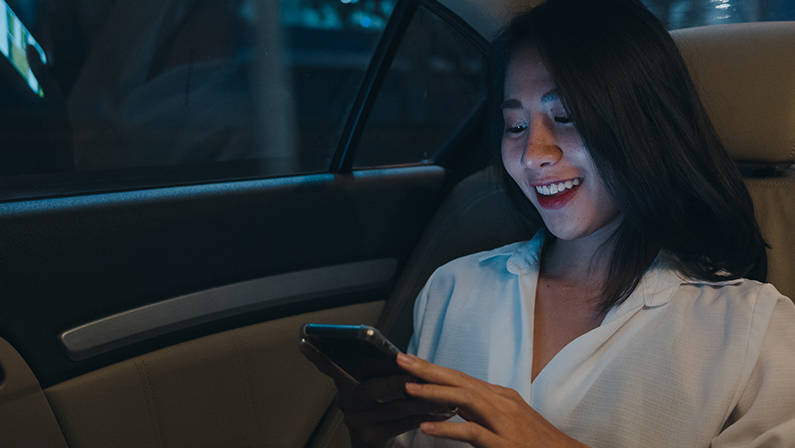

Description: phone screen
[0,0,46,97]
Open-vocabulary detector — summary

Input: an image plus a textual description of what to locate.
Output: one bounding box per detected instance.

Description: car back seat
[309,20,795,448]
[673,22,795,303]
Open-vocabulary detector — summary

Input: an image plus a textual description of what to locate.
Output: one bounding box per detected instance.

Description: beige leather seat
[673,22,795,302]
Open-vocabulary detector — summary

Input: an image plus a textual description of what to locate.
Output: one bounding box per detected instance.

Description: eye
[554,115,572,124]
[505,123,528,134]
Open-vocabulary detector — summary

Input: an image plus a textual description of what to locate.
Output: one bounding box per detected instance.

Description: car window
[353,5,486,168]
[0,0,397,200]
[643,0,795,29]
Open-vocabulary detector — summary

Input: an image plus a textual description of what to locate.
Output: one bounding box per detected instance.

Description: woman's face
[501,46,621,242]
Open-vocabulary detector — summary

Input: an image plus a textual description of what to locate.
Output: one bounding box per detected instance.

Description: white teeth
[535,179,581,196]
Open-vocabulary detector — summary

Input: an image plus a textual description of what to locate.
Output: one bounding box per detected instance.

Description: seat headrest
[672,22,795,165]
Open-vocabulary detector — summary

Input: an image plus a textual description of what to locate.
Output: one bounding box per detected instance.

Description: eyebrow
[501,89,561,109]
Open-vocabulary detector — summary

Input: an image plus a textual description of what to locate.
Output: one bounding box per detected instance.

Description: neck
[540,216,623,287]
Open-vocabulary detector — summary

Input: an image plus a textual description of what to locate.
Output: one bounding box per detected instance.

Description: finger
[336,374,414,413]
[349,374,414,404]
[397,354,484,389]
[397,354,520,404]
[299,340,358,390]
[405,382,504,431]
[354,412,454,446]
[420,421,502,448]
[405,382,486,413]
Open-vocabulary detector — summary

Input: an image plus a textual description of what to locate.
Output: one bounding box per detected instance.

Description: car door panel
[0,165,445,389]
[0,337,70,448]
[41,301,383,448]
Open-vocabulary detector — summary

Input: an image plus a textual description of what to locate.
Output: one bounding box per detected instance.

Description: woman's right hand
[300,340,452,448]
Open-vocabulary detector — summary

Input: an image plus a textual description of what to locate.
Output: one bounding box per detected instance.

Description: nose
[521,117,562,169]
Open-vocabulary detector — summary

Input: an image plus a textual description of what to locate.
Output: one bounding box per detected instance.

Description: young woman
[302,0,795,446]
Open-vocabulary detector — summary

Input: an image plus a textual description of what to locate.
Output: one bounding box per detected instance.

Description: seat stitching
[745,178,795,187]
[317,408,345,448]
[230,330,259,443]
[135,358,164,448]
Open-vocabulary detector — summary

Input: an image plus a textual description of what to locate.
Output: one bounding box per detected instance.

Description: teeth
[536,178,581,196]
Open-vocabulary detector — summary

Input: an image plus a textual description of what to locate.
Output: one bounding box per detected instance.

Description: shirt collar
[478,229,744,312]
[477,230,546,274]
[606,252,746,322]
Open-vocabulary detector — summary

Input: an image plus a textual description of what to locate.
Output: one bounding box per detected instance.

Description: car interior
[0,0,793,447]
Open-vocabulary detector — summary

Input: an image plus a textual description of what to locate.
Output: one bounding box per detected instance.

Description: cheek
[501,139,522,175]
[559,128,585,150]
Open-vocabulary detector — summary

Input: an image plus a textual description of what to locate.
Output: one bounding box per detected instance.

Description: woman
[302,0,795,446]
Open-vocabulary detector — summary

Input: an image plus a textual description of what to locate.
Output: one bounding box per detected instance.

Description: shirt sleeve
[712,291,795,447]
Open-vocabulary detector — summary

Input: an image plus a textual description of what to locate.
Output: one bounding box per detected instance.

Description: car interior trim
[58,258,399,361]
[421,0,490,54]
[330,0,418,173]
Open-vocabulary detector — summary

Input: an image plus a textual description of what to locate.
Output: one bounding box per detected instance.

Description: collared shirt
[397,231,795,448]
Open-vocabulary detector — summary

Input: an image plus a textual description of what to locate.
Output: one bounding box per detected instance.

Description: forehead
[503,45,556,98]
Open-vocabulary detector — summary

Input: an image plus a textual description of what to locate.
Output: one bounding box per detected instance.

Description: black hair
[489,0,768,312]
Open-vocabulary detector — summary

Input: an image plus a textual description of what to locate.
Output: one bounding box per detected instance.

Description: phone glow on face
[1,0,47,97]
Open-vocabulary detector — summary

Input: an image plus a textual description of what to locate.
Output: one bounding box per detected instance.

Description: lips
[533,178,582,209]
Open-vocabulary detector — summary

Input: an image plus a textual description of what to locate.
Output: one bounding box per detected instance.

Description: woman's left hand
[396,353,590,448]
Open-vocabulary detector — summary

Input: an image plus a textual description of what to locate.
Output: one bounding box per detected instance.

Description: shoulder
[710,283,795,444]
[665,278,795,365]
[675,277,791,318]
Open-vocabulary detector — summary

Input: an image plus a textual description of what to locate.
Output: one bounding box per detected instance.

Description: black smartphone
[301,323,458,417]
[300,323,404,383]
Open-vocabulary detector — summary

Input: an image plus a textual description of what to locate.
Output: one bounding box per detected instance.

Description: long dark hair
[490,0,768,312]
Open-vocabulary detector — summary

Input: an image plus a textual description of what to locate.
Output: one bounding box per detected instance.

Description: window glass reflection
[354,6,485,168]
[0,0,393,183]
[643,0,795,29]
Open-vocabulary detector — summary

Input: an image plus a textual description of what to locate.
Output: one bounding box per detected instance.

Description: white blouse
[397,231,795,448]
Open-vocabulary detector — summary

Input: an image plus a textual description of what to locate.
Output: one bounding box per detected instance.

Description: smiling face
[501,45,621,243]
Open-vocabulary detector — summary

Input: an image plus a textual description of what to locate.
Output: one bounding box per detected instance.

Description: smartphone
[300,324,404,383]
[301,323,458,417]
[1,0,47,97]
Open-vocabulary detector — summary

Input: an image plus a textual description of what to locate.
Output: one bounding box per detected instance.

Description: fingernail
[405,382,421,393]
[397,353,415,365]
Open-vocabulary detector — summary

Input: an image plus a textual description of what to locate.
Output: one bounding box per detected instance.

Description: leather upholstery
[673,22,795,165]
[0,337,69,448]
[43,301,384,448]
[746,177,795,300]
